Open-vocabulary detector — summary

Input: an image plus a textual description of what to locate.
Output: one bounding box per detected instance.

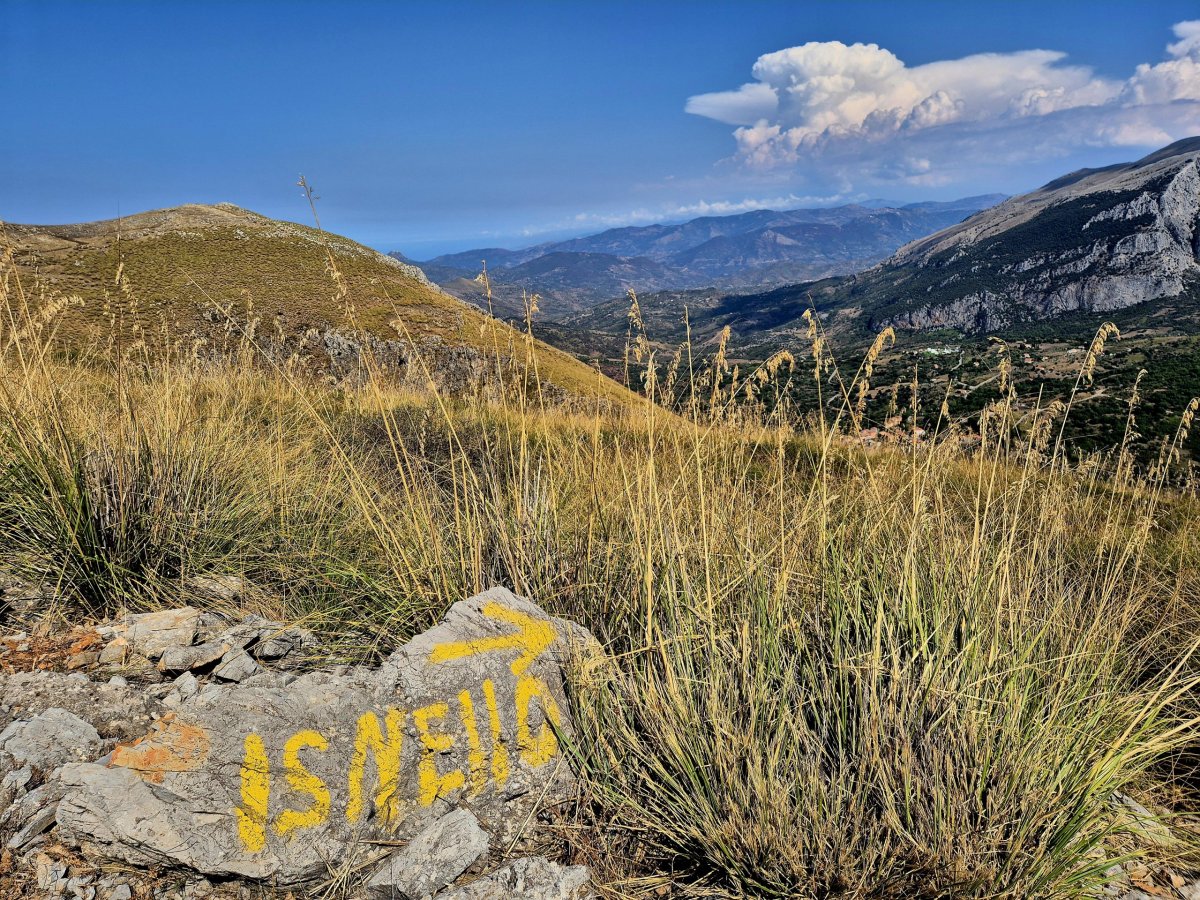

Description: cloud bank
[686,21,1200,183]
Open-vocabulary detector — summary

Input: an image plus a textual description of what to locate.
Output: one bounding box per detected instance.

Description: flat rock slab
[366,808,489,898]
[438,856,593,899]
[122,608,204,659]
[56,588,597,886]
[0,708,101,773]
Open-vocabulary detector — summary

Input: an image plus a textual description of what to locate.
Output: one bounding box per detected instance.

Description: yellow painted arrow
[428,602,557,676]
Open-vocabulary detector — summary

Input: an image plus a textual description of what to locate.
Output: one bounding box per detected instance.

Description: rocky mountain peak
[848,137,1200,334]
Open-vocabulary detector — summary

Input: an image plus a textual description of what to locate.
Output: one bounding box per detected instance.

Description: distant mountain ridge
[393,196,1005,317]
[549,137,1200,362]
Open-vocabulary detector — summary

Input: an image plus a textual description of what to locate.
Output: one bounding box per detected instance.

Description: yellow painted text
[274,730,331,837]
[347,708,405,824]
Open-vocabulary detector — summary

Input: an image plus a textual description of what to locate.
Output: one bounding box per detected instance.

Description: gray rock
[0,708,101,771]
[879,150,1200,334]
[253,625,313,661]
[181,878,214,900]
[366,808,489,898]
[1114,792,1175,847]
[56,588,599,885]
[68,651,100,670]
[123,608,202,659]
[164,672,201,708]
[1101,863,1130,898]
[0,672,163,744]
[5,780,67,848]
[0,762,33,809]
[158,642,230,674]
[211,647,261,683]
[35,852,68,890]
[437,857,593,899]
[0,578,60,627]
[190,617,315,664]
[67,875,97,900]
[7,800,58,849]
[212,622,269,651]
[98,639,130,665]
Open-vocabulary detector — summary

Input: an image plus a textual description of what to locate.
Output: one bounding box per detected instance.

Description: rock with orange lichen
[52,588,597,886]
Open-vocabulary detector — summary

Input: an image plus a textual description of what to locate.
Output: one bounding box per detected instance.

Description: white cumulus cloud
[686,21,1200,180]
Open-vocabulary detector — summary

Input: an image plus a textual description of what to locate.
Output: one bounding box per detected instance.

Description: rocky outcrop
[5,579,1192,900]
[849,139,1200,334]
[0,587,599,898]
[318,328,498,396]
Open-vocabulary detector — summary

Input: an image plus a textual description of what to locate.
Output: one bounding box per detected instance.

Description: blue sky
[3,1,1199,256]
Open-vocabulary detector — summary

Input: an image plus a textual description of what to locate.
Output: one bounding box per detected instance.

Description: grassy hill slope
[3,203,634,406]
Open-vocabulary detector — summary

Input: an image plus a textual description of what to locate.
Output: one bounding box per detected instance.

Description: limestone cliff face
[853,138,1200,334]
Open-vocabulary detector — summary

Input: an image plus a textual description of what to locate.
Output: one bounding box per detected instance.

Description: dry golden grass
[3,226,1200,899]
